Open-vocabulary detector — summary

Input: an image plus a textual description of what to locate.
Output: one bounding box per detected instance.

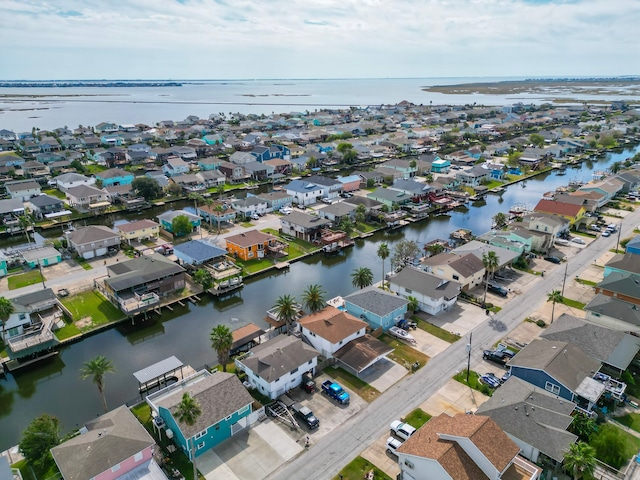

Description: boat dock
[134,356,197,395]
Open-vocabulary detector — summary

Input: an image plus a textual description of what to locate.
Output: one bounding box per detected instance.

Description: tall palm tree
[547,289,563,324]
[214,204,225,234]
[174,392,202,480]
[210,325,233,371]
[377,243,390,289]
[424,242,444,257]
[302,284,326,313]
[0,296,15,343]
[482,251,500,306]
[407,296,419,314]
[563,441,596,480]
[273,294,298,334]
[188,193,204,211]
[204,198,214,230]
[351,267,373,290]
[80,355,116,413]
[18,215,32,243]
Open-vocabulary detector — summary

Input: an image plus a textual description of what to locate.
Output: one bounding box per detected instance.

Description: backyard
[56,290,125,339]
[7,270,46,290]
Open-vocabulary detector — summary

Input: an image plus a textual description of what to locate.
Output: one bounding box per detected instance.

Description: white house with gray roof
[54,172,96,192]
[65,225,121,259]
[285,179,325,206]
[387,266,461,315]
[316,202,356,223]
[344,287,408,331]
[280,211,331,242]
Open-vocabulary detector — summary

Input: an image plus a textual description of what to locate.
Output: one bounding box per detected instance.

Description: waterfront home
[5,180,41,201]
[478,228,532,254]
[452,240,521,270]
[218,161,248,183]
[170,173,206,192]
[100,134,124,147]
[298,306,367,358]
[51,405,161,480]
[225,229,279,261]
[396,414,539,480]
[475,377,576,465]
[343,287,408,332]
[65,185,111,211]
[387,267,461,315]
[232,196,267,218]
[54,172,96,192]
[343,196,384,216]
[553,191,600,214]
[170,146,197,161]
[391,178,431,200]
[103,254,185,314]
[596,271,640,306]
[197,156,222,171]
[117,219,160,245]
[0,197,26,221]
[578,177,625,207]
[0,129,16,141]
[604,252,640,277]
[22,160,50,179]
[66,225,121,259]
[162,156,190,177]
[38,137,61,152]
[229,151,255,165]
[35,152,65,165]
[145,171,170,190]
[366,187,412,207]
[21,246,62,268]
[94,121,119,133]
[263,158,292,176]
[0,152,25,168]
[157,210,201,236]
[316,202,356,224]
[626,236,640,256]
[285,179,325,206]
[520,213,569,249]
[336,174,361,193]
[196,201,236,228]
[422,252,485,291]
[95,167,134,186]
[243,160,271,181]
[455,165,491,187]
[235,335,319,399]
[196,169,226,188]
[202,133,225,145]
[280,211,331,243]
[0,252,7,277]
[254,190,294,212]
[173,239,227,267]
[533,198,585,227]
[381,158,417,178]
[147,370,254,458]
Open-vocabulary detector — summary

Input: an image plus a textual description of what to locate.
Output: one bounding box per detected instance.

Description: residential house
[478,229,532,254]
[51,406,161,480]
[117,219,160,245]
[520,213,569,250]
[95,168,134,187]
[285,179,325,206]
[422,252,485,291]
[452,241,521,271]
[34,152,64,165]
[38,137,61,152]
[197,157,222,171]
[475,377,577,464]
[0,129,16,141]
[22,160,50,179]
[157,210,201,236]
[316,202,356,224]
[391,178,432,201]
[343,287,408,332]
[305,175,343,200]
[170,146,197,161]
[604,252,640,277]
[232,196,268,218]
[173,239,227,267]
[373,166,405,183]
[103,254,186,314]
[0,198,25,230]
[382,158,417,178]
[229,151,255,165]
[387,267,461,315]
[66,225,121,259]
[5,180,41,201]
[0,252,7,277]
[336,174,361,193]
[254,191,294,212]
[225,229,279,261]
[243,161,271,181]
[455,165,491,187]
[218,161,248,183]
[94,122,119,133]
[584,293,640,334]
[298,306,368,358]
[65,185,111,210]
[626,236,640,256]
[396,413,539,480]
[366,187,412,207]
[533,199,585,227]
[196,202,237,229]
[595,271,640,306]
[163,156,190,177]
[100,134,125,147]
[235,335,319,399]
[578,178,624,207]
[431,157,451,173]
[263,158,292,177]
[197,169,226,188]
[145,171,170,190]
[54,172,96,192]
[170,174,206,193]
[21,246,62,268]
[280,211,331,243]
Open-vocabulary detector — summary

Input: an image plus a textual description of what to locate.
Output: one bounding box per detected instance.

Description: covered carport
[333,335,393,376]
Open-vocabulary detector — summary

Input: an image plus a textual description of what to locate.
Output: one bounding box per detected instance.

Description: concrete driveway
[360,434,401,479]
[419,302,485,337]
[420,378,490,416]
[410,328,451,358]
[358,357,408,393]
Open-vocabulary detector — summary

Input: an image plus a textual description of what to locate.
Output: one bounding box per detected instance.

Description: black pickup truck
[291,403,319,429]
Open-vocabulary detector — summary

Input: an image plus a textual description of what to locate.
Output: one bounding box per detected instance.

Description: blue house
[626,236,640,256]
[197,157,223,171]
[0,252,7,277]
[603,252,640,277]
[100,134,124,147]
[431,157,450,173]
[343,287,408,332]
[147,370,254,459]
[174,239,227,267]
[509,339,603,411]
[157,210,201,236]
[250,146,270,162]
[21,246,62,269]
[95,167,134,186]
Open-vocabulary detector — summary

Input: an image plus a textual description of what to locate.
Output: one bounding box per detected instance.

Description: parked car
[544,256,562,264]
[485,372,503,386]
[554,238,570,246]
[479,374,500,388]
[390,420,416,441]
[501,370,512,383]
[589,225,601,232]
[487,282,508,298]
[386,436,403,456]
[57,288,69,297]
[280,207,292,215]
[571,237,585,245]
[250,213,260,220]
[301,374,315,393]
[483,350,509,367]
[321,380,350,404]
[602,230,611,237]
[291,403,319,430]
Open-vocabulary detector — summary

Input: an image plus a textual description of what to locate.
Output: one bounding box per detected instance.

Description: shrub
[536,320,546,328]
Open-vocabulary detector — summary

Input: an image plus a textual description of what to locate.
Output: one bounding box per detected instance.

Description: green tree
[547,289,563,324]
[80,355,116,413]
[18,215,32,243]
[302,284,326,313]
[188,193,204,211]
[391,240,421,269]
[377,243,390,288]
[355,203,366,223]
[424,243,444,257]
[167,182,183,196]
[529,133,545,148]
[213,204,226,234]
[338,216,354,237]
[492,212,507,229]
[172,214,192,237]
[407,296,419,313]
[482,251,500,305]
[132,176,161,200]
[351,267,374,290]
[70,159,86,173]
[591,426,626,469]
[609,161,623,174]
[193,268,213,290]
[568,413,598,442]
[336,142,353,154]
[273,294,298,333]
[174,392,202,480]
[19,413,60,469]
[0,296,14,343]
[342,149,358,163]
[563,441,596,480]
[210,324,233,371]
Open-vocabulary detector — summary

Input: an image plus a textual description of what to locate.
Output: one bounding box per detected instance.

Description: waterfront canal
[1,144,639,450]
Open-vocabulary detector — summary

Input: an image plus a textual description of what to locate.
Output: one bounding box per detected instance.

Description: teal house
[431,157,451,173]
[95,167,134,186]
[147,371,254,459]
[0,252,7,277]
[344,287,408,332]
[197,157,223,171]
[21,246,62,269]
[157,210,201,236]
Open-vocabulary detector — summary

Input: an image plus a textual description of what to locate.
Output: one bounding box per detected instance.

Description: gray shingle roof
[282,211,331,229]
[105,253,185,292]
[585,293,640,328]
[344,286,409,317]
[605,253,640,275]
[173,239,227,263]
[240,335,318,383]
[598,271,640,299]
[388,267,461,300]
[67,225,119,245]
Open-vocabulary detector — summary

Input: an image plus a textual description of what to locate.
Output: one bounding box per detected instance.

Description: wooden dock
[207,282,244,297]
[275,262,290,269]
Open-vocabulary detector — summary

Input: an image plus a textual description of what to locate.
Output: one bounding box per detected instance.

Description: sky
[1,0,639,80]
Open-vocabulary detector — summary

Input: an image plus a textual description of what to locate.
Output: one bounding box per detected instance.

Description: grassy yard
[378,334,430,371]
[11,458,60,480]
[413,317,460,343]
[236,258,274,274]
[324,366,381,402]
[453,369,493,397]
[60,291,125,326]
[575,278,597,287]
[84,164,108,174]
[560,296,585,310]
[403,408,432,429]
[355,222,379,233]
[614,413,640,432]
[75,257,93,270]
[333,456,392,480]
[591,423,640,468]
[43,188,66,199]
[8,270,46,290]
[483,180,504,190]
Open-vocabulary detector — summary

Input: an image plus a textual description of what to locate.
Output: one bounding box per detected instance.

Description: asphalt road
[267,212,640,480]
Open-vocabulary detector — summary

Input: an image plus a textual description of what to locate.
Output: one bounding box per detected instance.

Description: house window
[290,367,298,375]
[197,442,205,449]
[404,288,412,294]
[545,381,560,395]
[194,428,207,440]
[452,275,459,281]
[238,404,250,415]
[111,464,121,473]
[134,452,143,462]
[19,314,26,320]
[308,360,312,364]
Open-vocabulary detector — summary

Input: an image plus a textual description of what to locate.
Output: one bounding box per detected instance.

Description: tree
[193,268,213,290]
[188,193,204,211]
[19,413,60,469]
[563,441,596,480]
[610,161,623,174]
[568,413,598,442]
[591,425,626,469]
[132,177,161,200]
[0,296,14,343]
[172,214,192,237]
[80,355,116,413]
[407,296,419,313]
[174,392,202,480]
[492,212,507,229]
[214,204,225,234]
[424,243,444,257]
[355,203,366,223]
[18,215,32,243]
[351,267,373,290]
[203,198,214,230]
[70,158,86,173]
[338,216,354,237]
[167,182,183,196]
[302,284,326,313]
[342,149,357,163]
[377,243,390,288]
[273,294,298,333]
[482,251,500,305]
[391,240,421,269]
[336,142,353,154]
[547,289,563,324]
[210,324,233,371]
[529,133,545,148]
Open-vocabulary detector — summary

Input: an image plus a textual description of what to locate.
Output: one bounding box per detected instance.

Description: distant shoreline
[0,81,182,88]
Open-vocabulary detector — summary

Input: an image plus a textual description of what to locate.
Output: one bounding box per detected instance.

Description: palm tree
[214,204,225,234]
[273,294,298,333]
[351,267,373,290]
[492,212,507,229]
[563,441,596,480]
[80,355,116,413]
[0,296,15,343]
[193,269,213,290]
[610,161,623,174]
[210,325,233,371]
[424,243,444,257]
[204,198,214,230]
[18,215,32,243]
[547,289,563,324]
[302,284,326,313]
[407,296,419,314]
[569,413,597,442]
[377,244,390,289]
[174,392,202,480]
[482,251,500,306]
[188,193,204,211]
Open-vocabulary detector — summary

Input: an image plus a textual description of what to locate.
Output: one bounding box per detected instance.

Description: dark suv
[483,350,509,367]
[487,283,508,297]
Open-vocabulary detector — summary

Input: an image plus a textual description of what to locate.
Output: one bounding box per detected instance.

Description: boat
[388,326,416,345]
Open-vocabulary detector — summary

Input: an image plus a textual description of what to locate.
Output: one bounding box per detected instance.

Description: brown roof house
[422,252,485,291]
[396,413,540,480]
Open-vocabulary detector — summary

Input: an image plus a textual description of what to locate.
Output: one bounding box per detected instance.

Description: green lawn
[11,458,60,480]
[75,257,93,270]
[236,258,273,274]
[453,369,493,397]
[43,188,66,199]
[591,423,640,469]
[60,291,125,325]
[355,222,379,233]
[324,366,380,402]
[333,456,392,480]
[378,333,430,371]
[575,278,597,287]
[615,413,640,432]
[413,317,460,343]
[8,270,46,290]
[403,408,432,429]
[561,296,586,309]
[483,180,504,190]
[83,164,108,174]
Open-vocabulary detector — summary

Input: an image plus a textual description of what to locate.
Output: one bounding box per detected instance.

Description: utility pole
[561,262,568,297]
[466,332,472,383]
[615,221,623,253]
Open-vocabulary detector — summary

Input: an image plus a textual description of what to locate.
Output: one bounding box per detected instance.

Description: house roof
[240,335,318,383]
[585,293,640,329]
[21,246,60,262]
[317,202,356,216]
[97,168,131,179]
[452,240,521,267]
[157,209,200,223]
[231,323,266,351]
[475,377,577,462]
[367,187,412,203]
[422,252,484,278]
[509,339,601,392]
[11,287,57,311]
[397,413,520,480]
[66,184,107,198]
[534,199,584,217]
[598,271,640,300]
[56,172,92,183]
[67,225,119,245]
[105,253,185,292]
[28,194,64,208]
[225,229,276,248]
[5,180,40,192]
[605,253,640,275]
[333,335,394,372]
[51,406,155,480]
[344,286,408,317]
[285,179,324,193]
[0,198,25,214]
[299,306,367,343]
[389,267,461,300]
[173,239,227,263]
[282,211,331,229]
[117,219,159,233]
[306,174,341,187]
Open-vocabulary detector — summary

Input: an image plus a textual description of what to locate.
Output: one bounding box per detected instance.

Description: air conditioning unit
[165,429,174,439]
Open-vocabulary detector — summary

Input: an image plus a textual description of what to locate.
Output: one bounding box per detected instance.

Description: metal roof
[133,356,183,384]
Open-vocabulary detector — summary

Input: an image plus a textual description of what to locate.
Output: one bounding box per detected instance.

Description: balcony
[117,291,160,313]
[501,455,540,480]
[8,308,61,355]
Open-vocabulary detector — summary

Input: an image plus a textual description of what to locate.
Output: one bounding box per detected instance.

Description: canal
[1,145,639,450]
